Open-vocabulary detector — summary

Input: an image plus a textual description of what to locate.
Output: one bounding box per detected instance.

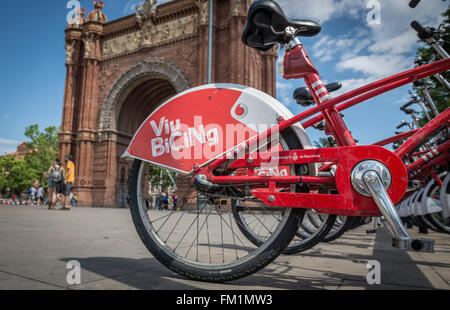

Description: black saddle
[294,82,342,106]
[242,0,322,51]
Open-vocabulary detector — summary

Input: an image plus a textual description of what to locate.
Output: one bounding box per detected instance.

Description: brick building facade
[60,0,277,208]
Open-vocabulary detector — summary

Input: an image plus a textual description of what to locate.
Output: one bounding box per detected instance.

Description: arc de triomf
[60,0,277,207]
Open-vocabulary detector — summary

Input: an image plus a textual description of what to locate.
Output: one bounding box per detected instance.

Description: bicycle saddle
[294,82,342,106]
[242,0,322,51]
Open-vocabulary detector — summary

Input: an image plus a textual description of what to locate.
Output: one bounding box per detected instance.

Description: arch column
[93,58,191,208]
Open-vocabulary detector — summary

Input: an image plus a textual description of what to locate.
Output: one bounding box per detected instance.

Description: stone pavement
[0,205,448,290]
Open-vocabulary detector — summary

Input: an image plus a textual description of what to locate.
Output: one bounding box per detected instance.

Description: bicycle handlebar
[396,121,409,129]
[409,0,421,8]
[401,99,416,110]
[402,108,418,115]
[411,20,433,40]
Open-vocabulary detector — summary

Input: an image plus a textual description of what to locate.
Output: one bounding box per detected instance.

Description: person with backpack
[46,159,65,210]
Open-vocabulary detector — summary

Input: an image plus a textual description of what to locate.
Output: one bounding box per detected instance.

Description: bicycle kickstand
[351,161,435,252]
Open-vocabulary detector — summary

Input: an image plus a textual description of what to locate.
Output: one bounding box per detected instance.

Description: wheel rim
[135,161,296,269]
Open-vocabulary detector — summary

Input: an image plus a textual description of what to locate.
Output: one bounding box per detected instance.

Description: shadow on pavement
[370,226,434,289]
[60,227,441,290]
[61,257,198,290]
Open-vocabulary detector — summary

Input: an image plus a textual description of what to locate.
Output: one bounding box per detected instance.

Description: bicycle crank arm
[361,169,435,253]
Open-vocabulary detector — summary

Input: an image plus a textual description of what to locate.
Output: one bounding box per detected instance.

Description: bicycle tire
[230,128,337,255]
[129,128,305,282]
[321,216,359,243]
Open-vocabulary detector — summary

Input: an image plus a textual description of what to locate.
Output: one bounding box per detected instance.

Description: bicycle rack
[351,160,435,252]
[413,188,426,216]
[441,173,450,219]
[421,175,444,216]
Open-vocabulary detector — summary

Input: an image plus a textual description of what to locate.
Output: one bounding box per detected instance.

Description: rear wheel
[322,216,358,243]
[229,130,337,255]
[233,206,337,254]
[128,129,305,282]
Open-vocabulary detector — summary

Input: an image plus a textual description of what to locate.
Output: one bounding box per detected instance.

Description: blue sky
[0,0,448,154]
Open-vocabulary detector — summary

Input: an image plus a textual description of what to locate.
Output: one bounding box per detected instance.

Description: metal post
[207,0,213,84]
[422,87,439,117]
[417,99,431,121]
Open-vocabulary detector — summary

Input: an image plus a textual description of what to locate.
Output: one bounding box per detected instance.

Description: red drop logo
[235,104,245,116]
[233,103,247,118]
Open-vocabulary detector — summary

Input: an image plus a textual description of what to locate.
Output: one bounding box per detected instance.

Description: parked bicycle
[125,0,449,282]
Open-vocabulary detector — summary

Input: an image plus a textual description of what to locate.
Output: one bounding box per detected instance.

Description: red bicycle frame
[198,39,450,216]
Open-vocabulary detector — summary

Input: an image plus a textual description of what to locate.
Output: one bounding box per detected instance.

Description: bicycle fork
[351,160,435,252]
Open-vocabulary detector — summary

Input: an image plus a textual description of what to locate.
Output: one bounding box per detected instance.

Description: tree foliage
[313,137,331,148]
[147,165,176,189]
[413,8,450,124]
[0,125,59,197]
[23,124,59,186]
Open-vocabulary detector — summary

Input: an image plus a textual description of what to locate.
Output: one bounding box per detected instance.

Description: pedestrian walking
[172,193,178,210]
[157,193,163,210]
[46,159,65,210]
[27,186,36,205]
[36,186,44,205]
[149,195,154,209]
[62,154,75,211]
[163,193,169,210]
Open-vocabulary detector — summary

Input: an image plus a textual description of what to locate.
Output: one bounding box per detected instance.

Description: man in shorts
[61,154,75,211]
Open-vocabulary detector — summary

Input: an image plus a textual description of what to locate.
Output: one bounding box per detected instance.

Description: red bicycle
[125,0,450,282]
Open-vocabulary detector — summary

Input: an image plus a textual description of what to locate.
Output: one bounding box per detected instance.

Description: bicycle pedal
[392,238,435,253]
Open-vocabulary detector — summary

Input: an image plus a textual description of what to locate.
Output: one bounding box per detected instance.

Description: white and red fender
[122,84,316,175]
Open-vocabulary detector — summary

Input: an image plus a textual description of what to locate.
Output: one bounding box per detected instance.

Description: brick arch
[98,58,191,132]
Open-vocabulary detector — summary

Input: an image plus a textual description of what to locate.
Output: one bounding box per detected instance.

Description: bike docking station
[120,0,450,282]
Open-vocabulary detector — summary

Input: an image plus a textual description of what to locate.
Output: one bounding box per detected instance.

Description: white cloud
[123,0,173,15]
[313,35,372,62]
[0,146,17,155]
[275,0,448,110]
[336,54,411,76]
[277,81,296,106]
[0,138,20,145]
[276,81,292,91]
[0,138,20,156]
[278,0,447,70]
[333,76,380,97]
[123,0,140,15]
[276,0,366,23]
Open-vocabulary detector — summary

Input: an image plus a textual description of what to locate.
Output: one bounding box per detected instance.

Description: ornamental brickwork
[59,0,277,207]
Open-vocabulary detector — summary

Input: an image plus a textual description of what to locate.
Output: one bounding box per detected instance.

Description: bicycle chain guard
[249,145,408,216]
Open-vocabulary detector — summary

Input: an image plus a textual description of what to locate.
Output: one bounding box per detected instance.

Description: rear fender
[123,84,316,175]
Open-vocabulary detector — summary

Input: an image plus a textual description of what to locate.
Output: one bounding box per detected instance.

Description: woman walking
[46,159,65,210]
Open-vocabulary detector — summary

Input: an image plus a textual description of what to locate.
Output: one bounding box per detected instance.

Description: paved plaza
[0,204,448,290]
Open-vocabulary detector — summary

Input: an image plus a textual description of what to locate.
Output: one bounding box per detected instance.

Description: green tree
[147,165,175,189]
[0,125,59,197]
[413,8,450,124]
[0,156,16,196]
[0,156,38,196]
[313,137,331,148]
[23,125,59,187]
